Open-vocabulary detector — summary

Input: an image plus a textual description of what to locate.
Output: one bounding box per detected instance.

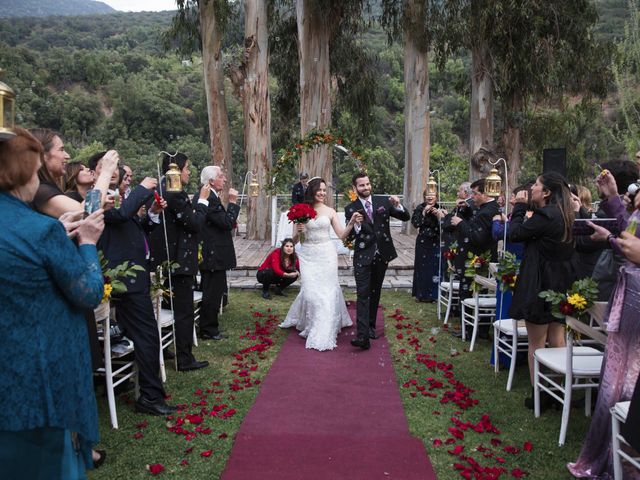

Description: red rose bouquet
[287,203,317,243]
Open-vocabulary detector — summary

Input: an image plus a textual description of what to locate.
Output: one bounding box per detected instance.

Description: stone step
[228,275,412,291]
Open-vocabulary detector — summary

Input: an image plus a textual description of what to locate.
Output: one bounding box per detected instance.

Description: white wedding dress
[279,215,352,351]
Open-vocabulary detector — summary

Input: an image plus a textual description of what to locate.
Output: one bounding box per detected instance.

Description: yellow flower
[102,283,113,304]
[567,293,587,310]
[347,188,358,202]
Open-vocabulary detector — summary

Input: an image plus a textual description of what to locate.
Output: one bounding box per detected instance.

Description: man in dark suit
[448,178,499,332]
[93,152,177,416]
[345,172,411,350]
[291,172,309,204]
[198,165,240,341]
[150,152,210,371]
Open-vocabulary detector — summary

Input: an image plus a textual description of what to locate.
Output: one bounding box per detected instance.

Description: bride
[279,177,363,351]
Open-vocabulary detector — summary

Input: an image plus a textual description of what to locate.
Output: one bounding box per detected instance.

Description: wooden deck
[233,227,415,271]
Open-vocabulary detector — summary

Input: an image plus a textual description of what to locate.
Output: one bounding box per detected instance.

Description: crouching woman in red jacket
[257,238,300,299]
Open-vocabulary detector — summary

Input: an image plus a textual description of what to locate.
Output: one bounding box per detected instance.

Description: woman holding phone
[508,171,577,409]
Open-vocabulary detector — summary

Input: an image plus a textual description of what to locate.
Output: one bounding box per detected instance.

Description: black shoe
[274,287,286,297]
[93,449,106,469]
[262,291,271,299]
[200,332,225,341]
[135,397,178,416]
[368,328,378,340]
[164,349,175,360]
[524,388,553,411]
[351,337,370,350]
[178,360,210,372]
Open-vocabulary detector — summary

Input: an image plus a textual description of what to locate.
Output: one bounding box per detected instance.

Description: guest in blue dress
[0,128,105,479]
[412,191,447,302]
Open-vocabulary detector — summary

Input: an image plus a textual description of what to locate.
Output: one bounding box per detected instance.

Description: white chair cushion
[462,297,496,308]
[158,308,174,328]
[612,401,630,420]
[534,346,603,376]
[493,319,527,336]
[440,281,460,291]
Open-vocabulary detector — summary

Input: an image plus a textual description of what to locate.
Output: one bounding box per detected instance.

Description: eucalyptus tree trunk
[200,0,233,186]
[296,0,333,206]
[402,33,430,234]
[243,0,271,240]
[469,43,495,182]
[501,95,523,192]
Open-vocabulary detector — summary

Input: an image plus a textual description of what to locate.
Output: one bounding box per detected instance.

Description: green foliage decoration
[267,129,367,194]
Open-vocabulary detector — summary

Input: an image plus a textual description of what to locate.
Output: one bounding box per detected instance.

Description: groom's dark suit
[345,195,410,343]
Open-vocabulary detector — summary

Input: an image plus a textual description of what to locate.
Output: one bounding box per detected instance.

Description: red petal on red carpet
[221,304,436,479]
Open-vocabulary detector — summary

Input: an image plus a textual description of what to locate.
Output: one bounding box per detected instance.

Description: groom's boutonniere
[376,206,386,214]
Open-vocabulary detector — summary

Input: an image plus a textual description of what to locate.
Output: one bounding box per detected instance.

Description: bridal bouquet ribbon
[287,203,317,243]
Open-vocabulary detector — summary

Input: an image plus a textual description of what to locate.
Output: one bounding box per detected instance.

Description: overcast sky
[99,0,177,12]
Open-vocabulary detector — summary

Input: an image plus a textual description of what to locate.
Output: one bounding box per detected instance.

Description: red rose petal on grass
[490,438,502,446]
[445,438,457,445]
[147,464,165,475]
[136,420,149,429]
[523,441,533,452]
[180,460,189,466]
[133,432,144,439]
[448,445,465,455]
[200,449,213,457]
[504,445,521,454]
[186,414,203,425]
[433,438,443,447]
[184,446,193,455]
[496,457,506,464]
[511,468,526,478]
[448,427,464,440]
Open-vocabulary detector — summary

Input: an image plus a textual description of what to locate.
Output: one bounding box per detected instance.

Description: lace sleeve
[39,221,104,309]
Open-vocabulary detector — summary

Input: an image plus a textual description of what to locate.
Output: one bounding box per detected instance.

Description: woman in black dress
[508,172,576,407]
[411,191,447,302]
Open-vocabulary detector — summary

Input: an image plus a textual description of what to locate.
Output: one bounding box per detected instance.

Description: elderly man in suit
[150,152,210,371]
[91,151,177,416]
[291,172,309,204]
[198,165,240,341]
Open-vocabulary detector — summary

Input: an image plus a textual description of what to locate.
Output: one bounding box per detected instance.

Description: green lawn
[89,290,590,479]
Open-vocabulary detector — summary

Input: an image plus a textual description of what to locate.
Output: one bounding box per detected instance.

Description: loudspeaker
[543,148,566,177]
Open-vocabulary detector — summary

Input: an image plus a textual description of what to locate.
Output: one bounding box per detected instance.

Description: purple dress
[568,200,640,479]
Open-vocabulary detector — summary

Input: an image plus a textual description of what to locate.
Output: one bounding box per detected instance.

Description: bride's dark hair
[304,177,325,204]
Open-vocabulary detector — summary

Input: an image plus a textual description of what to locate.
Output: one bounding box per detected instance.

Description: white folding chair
[493,318,528,391]
[460,275,497,351]
[438,272,459,324]
[534,314,606,446]
[193,289,203,347]
[152,290,176,382]
[94,302,137,429]
[612,401,640,479]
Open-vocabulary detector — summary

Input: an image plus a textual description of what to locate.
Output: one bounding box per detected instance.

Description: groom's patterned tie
[365,200,373,222]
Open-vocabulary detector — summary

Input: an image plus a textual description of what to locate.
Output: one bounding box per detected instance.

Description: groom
[345,172,410,350]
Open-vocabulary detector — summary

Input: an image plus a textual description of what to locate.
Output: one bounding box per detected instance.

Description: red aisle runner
[221,304,437,480]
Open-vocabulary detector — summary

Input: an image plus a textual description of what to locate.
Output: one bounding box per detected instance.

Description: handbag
[591,248,625,301]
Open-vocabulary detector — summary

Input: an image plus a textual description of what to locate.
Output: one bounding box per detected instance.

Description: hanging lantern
[425,175,438,196]
[0,69,16,141]
[485,167,502,197]
[249,171,259,197]
[165,163,182,192]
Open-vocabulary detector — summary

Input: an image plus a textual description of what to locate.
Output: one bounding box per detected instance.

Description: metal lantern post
[485,157,508,322]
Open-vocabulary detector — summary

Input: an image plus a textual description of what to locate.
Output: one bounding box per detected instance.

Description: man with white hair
[198,166,239,340]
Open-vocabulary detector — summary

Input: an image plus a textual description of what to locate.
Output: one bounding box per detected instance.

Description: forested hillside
[0,1,635,196]
[0,0,114,18]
